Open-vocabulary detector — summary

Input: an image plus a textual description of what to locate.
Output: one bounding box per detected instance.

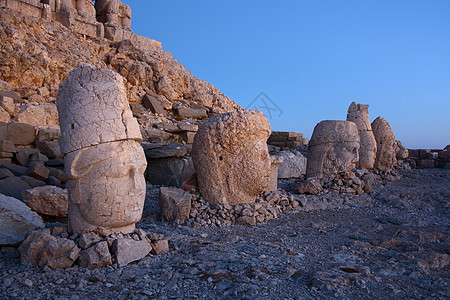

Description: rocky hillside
[0,7,241,139]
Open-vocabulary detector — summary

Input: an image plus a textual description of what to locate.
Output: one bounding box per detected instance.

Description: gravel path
[1,168,448,299]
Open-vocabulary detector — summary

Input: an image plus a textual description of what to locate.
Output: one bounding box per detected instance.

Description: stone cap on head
[309,120,359,147]
[56,63,142,155]
[347,101,369,113]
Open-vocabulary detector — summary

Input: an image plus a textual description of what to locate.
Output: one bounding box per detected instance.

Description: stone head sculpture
[192,110,271,205]
[306,120,360,178]
[346,102,377,170]
[371,116,397,170]
[56,63,146,236]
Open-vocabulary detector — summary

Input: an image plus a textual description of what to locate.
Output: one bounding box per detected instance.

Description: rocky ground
[0,168,448,299]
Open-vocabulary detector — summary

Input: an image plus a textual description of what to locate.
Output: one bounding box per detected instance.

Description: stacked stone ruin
[407,146,450,169]
[0,0,161,46]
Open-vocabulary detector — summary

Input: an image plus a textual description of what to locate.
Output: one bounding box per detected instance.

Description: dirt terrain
[1,168,449,299]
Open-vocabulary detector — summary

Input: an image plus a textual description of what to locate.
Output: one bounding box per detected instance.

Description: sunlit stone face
[65,141,147,236]
[192,110,271,205]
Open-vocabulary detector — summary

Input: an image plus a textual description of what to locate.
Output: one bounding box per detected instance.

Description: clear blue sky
[122,0,450,149]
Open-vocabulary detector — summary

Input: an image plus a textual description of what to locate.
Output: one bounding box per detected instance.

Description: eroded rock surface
[306,120,360,178]
[372,116,397,170]
[192,110,271,205]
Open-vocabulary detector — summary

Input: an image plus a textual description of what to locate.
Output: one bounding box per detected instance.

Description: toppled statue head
[306,120,360,178]
[56,63,146,236]
[192,110,271,205]
[346,101,377,170]
[371,116,397,170]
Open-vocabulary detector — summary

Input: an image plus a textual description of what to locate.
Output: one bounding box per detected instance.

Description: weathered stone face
[56,63,146,236]
[372,116,397,170]
[306,120,360,178]
[346,102,377,170]
[192,110,271,205]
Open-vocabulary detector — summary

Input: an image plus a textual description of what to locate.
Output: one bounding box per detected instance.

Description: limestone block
[346,102,377,170]
[0,107,10,122]
[267,155,284,192]
[274,150,307,179]
[20,175,46,188]
[27,163,50,181]
[181,131,195,144]
[156,76,178,100]
[0,151,13,158]
[0,139,15,153]
[15,104,46,126]
[372,117,397,170]
[142,94,167,116]
[144,144,190,159]
[0,176,31,200]
[22,185,68,217]
[159,187,192,221]
[0,122,36,145]
[0,194,44,245]
[36,128,61,142]
[19,229,79,269]
[177,108,208,120]
[192,110,271,205]
[57,64,146,236]
[150,239,169,255]
[14,148,29,166]
[78,232,102,249]
[78,241,112,268]
[1,163,28,176]
[0,168,14,179]
[36,141,62,159]
[306,120,360,178]
[0,96,15,116]
[111,238,151,267]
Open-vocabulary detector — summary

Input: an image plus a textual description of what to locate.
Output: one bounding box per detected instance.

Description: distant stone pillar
[346,102,377,170]
[267,155,284,192]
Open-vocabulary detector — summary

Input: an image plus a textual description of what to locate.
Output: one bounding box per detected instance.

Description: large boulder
[0,194,45,245]
[0,176,32,200]
[22,185,68,217]
[306,120,360,178]
[192,110,271,205]
[274,150,307,179]
[146,157,195,187]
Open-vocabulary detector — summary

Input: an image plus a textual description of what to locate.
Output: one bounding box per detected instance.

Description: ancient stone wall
[267,131,307,151]
[0,0,161,47]
[407,147,450,169]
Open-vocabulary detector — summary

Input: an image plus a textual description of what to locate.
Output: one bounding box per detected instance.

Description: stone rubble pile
[19,226,169,269]
[267,131,308,152]
[185,190,300,227]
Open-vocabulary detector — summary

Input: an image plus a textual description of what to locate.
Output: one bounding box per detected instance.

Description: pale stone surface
[111,238,151,267]
[395,140,409,160]
[22,185,68,217]
[57,63,142,154]
[19,229,79,269]
[372,116,397,170]
[159,187,192,221]
[78,241,112,269]
[306,120,360,178]
[0,106,10,122]
[0,194,44,245]
[57,63,147,236]
[274,150,307,179]
[267,155,284,192]
[78,232,102,249]
[192,110,271,205]
[150,239,169,255]
[346,102,377,170]
[0,122,36,145]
